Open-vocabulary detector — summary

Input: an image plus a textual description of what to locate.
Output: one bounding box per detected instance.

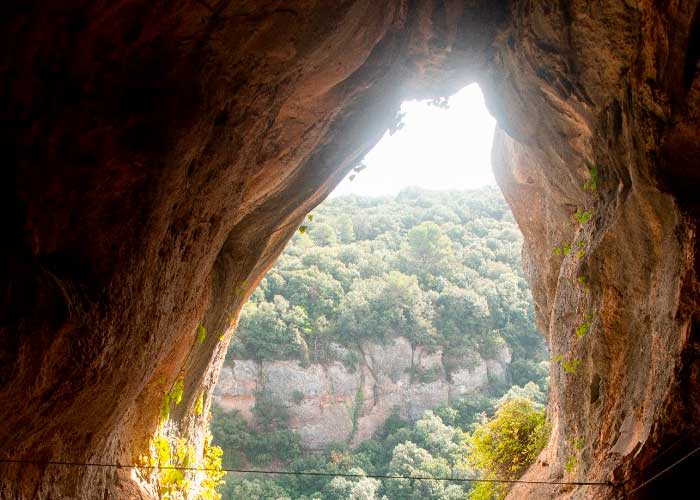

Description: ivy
[554,355,582,374]
[195,391,205,417]
[137,428,224,499]
[583,166,599,192]
[554,243,572,257]
[575,313,593,339]
[160,372,185,424]
[574,209,592,225]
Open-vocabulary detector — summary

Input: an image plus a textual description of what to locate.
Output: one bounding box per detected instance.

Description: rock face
[213,338,511,449]
[1,1,699,499]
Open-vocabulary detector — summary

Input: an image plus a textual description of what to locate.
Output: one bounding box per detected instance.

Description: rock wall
[1,1,699,498]
[214,337,511,449]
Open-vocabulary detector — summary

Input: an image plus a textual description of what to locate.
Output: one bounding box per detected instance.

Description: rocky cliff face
[214,337,511,449]
[2,1,699,499]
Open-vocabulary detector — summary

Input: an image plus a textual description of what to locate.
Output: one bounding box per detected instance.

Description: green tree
[282,267,344,322]
[336,215,356,243]
[221,478,290,500]
[310,222,338,246]
[434,285,491,351]
[380,271,436,346]
[401,221,454,281]
[229,296,310,361]
[465,398,549,500]
[385,441,454,500]
[324,469,381,500]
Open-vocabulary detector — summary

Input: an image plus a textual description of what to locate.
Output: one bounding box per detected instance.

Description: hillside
[211,187,549,499]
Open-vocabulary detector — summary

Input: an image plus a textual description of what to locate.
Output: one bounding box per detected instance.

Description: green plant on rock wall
[195,391,205,417]
[583,166,599,192]
[575,313,594,339]
[553,243,572,257]
[138,429,224,500]
[564,437,585,475]
[574,209,592,225]
[553,355,581,375]
[161,372,185,424]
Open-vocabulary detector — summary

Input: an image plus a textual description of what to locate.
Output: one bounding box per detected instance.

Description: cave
[2,1,700,499]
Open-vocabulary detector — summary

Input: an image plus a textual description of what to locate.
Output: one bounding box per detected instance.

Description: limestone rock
[213,336,505,449]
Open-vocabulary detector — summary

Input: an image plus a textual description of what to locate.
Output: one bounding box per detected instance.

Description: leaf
[307,214,314,221]
[195,391,204,416]
[574,209,592,224]
[349,174,356,182]
[197,324,207,344]
[298,225,308,234]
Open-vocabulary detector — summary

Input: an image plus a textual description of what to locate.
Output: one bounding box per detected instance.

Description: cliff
[1,1,699,499]
[214,337,511,449]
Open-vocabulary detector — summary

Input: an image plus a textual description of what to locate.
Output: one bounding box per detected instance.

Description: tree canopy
[229,187,547,377]
[214,187,550,500]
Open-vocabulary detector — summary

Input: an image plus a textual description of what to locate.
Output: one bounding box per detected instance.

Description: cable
[617,444,700,499]
[0,458,619,486]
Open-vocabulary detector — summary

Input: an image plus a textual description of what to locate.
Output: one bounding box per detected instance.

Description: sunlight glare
[331,84,496,197]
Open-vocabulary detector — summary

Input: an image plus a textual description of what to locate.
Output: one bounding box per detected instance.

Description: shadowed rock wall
[1,1,698,498]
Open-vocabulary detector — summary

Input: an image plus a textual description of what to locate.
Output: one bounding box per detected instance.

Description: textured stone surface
[1,0,699,498]
[213,336,504,449]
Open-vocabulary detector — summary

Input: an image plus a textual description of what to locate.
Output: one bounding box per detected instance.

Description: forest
[212,187,550,500]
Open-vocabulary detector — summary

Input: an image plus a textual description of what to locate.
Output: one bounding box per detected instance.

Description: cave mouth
[210,84,550,496]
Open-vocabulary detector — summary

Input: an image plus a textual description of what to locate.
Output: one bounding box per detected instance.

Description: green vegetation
[161,372,185,423]
[230,188,546,381]
[583,166,599,192]
[214,393,548,500]
[210,397,302,469]
[554,243,572,257]
[575,313,593,339]
[573,209,592,225]
[137,429,225,500]
[140,371,224,500]
[212,187,551,499]
[198,324,207,344]
[195,391,205,416]
[465,399,549,500]
[563,437,584,475]
[554,355,582,375]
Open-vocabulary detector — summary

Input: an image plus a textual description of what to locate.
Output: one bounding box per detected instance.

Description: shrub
[292,389,305,405]
[465,398,550,500]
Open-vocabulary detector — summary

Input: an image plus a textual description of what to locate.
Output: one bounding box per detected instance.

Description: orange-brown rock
[1,1,698,498]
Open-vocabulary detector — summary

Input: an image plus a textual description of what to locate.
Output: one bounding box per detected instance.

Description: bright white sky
[331,84,497,197]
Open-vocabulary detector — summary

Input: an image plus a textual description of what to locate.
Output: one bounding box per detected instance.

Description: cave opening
[3,3,700,499]
[209,84,550,498]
